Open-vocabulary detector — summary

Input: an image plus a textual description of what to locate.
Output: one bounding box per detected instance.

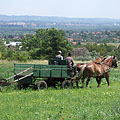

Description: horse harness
[94,62,110,77]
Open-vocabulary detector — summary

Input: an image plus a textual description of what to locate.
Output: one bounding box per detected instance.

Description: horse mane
[103,56,114,67]
[104,56,112,61]
[92,56,104,63]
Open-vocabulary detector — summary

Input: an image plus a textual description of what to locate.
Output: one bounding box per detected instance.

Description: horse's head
[111,56,118,68]
[104,56,118,68]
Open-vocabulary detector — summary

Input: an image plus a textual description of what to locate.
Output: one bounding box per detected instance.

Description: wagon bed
[13,60,74,89]
[14,63,68,78]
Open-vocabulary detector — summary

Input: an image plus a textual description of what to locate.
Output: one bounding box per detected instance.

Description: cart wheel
[62,80,72,89]
[37,81,48,90]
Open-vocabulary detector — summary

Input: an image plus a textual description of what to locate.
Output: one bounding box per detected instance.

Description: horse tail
[78,64,86,78]
[72,64,86,81]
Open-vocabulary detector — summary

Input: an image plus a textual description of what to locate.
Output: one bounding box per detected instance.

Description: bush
[3,50,31,61]
[12,51,31,61]
[74,55,92,61]
[74,50,100,61]
[89,51,100,59]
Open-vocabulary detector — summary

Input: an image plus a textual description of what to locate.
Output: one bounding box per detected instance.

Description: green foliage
[0,39,6,57]
[12,51,31,61]
[3,49,31,61]
[2,48,14,59]
[82,43,120,60]
[0,63,14,79]
[90,50,100,59]
[74,51,100,61]
[116,45,120,60]
[75,55,92,61]
[1,28,72,61]
[22,28,72,60]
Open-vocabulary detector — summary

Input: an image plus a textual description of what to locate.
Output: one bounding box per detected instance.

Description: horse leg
[96,77,102,88]
[76,81,79,88]
[71,82,73,88]
[106,73,110,87]
[86,77,91,87]
[81,78,85,88]
[71,78,78,88]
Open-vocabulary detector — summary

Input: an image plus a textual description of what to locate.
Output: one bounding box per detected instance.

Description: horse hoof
[80,86,84,88]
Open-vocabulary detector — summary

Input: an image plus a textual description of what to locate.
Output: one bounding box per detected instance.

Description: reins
[94,57,112,77]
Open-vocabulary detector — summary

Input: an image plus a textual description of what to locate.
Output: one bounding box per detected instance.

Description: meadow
[0,60,120,120]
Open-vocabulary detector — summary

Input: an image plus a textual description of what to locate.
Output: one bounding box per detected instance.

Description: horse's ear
[102,56,106,61]
[113,56,115,59]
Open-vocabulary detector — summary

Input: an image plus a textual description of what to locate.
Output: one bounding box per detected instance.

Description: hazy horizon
[1,14,120,20]
[0,0,120,19]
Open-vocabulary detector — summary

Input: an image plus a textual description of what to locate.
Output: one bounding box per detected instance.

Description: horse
[72,56,106,88]
[73,56,118,88]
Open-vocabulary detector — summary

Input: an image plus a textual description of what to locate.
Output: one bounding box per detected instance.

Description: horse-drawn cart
[0,60,77,90]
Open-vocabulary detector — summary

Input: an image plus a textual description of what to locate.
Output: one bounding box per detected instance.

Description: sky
[0,0,120,19]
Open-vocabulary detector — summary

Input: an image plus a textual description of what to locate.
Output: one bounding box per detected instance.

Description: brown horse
[74,56,118,88]
[72,56,106,87]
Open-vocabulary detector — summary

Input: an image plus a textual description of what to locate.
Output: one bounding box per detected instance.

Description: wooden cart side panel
[14,64,69,79]
[14,64,34,75]
[62,69,68,78]
[33,64,68,78]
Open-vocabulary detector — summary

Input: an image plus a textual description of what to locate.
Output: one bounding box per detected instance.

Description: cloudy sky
[0,0,120,19]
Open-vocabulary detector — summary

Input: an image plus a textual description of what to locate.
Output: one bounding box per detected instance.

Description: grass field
[0,60,120,120]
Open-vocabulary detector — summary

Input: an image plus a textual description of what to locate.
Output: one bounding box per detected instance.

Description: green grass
[0,62,120,120]
[0,83,120,120]
[0,62,14,79]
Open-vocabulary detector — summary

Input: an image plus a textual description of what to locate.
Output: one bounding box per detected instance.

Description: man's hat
[58,50,62,54]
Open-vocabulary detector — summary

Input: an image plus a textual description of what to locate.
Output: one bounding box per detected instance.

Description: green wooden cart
[13,60,76,89]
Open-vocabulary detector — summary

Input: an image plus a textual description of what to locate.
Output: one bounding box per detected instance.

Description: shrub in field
[12,51,31,61]
[74,50,100,61]
[89,50,100,59]
[75,55,92,61]
[2,48,31,61]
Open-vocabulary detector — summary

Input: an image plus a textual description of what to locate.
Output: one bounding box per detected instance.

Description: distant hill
[0,15,120,32]
[0,14,120,24]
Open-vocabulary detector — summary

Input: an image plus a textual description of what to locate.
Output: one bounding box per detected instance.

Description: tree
[116,45,120,60]
[0,39,6,59]
[22,28,72,59]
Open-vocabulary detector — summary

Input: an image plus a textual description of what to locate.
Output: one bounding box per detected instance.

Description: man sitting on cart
[54,50,63,65]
